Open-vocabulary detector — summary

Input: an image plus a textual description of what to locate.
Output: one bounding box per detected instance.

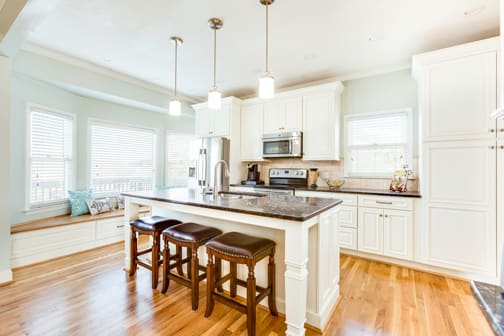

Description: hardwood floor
[0,242,493,336]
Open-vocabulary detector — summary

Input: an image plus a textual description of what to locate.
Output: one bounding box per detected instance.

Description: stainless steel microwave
[262,132,303,158]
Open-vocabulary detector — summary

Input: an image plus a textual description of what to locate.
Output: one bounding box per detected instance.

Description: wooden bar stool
[204,232,278,336]
[129,216,182,289]
[161,223,222,310]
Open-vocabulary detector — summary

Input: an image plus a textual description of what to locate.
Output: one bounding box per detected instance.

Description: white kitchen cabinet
[358,206,413,260]
[413,38,498,142]
[195,104,230,137]
[302,84,344,160]
[358,207,383,255]
[263,97,302,134]
[339,226,357,250]
[241,103,264,161]
[338,205,358,229]
[193,97,242,184]
[383,210,413,260]
[413,37,500,280]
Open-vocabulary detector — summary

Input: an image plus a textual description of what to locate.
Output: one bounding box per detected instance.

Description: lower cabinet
[358,207,413,260]
[338,226,358,250]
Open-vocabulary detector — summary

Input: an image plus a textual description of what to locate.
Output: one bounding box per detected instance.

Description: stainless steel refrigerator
[188,137,230,193]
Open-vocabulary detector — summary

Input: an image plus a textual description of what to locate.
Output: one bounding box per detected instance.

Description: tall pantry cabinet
[413,37,500,282]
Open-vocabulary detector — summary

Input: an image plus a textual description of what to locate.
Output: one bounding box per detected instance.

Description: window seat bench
[10,207,151,268]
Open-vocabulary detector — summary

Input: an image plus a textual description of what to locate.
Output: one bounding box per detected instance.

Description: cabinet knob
[489,145,496,150]
[384,214,389,218]
[500,129,504,133]
[490,129,496,133]
[379,214,383,217]
[500,146,504,150]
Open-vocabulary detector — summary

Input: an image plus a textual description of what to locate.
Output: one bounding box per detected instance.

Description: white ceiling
[25,0,499,99]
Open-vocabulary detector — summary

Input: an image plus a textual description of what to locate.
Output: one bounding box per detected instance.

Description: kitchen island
[123,188,342,336]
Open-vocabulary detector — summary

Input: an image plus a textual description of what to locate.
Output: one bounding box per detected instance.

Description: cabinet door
[421,140,497,275]
[357,207,383,255]
[302,92,337,160]
[339,227,357,250]
[425,51,497,141]
[283,97,303,132]
[383,210,413,260]
[263,101,284,134]
[338,205,357,228]
[499,141,504,280]
[241,104,264,161]
[195,108,212,137]
[213,104,230,137]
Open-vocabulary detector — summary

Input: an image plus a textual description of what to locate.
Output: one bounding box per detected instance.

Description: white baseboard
[0,269,12,284]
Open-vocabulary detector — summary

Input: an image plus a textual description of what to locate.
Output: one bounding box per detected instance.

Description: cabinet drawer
[96,218,125,241]
[295,191,357,206]
[338,206,357,228]
[358,195,413,211]
[339,227,357,250]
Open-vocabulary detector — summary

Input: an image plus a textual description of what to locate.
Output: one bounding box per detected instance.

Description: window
[166,133,199,187]
[90,122,156,194]
[345,109,412,178]
[28,105,74,208]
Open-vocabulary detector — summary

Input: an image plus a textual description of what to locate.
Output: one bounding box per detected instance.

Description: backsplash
[241,157,419,191]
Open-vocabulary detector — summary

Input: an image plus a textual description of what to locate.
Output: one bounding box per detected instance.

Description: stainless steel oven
[262,132,302,158]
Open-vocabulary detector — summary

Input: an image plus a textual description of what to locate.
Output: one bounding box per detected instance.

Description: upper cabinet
[195,104,231,138]
[263,97,302,134]
[413,37,499,142]
[302,84,344,161]
[241,103,264,161]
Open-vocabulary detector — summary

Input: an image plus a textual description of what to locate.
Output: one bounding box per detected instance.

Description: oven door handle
[288,140,293,155]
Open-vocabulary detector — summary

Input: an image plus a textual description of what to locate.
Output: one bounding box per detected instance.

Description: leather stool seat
[163,223,223,243]
[130,216,181,233]
[205,232,275,260]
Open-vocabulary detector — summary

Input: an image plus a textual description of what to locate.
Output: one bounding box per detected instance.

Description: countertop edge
[231,184,422,198]
[122,193,343,222]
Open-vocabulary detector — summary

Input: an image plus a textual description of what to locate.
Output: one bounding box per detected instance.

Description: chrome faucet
[213,160,230,198]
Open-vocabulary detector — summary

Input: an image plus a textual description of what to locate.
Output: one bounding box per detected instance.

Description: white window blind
[345,110,412,178]
[166,134,199,187]
[28,107,74,207]
[90,123,156,194]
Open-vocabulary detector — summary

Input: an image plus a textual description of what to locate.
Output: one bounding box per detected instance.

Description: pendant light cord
[174,41,178,97]
[213,28,217,88]
[265,1,269,73]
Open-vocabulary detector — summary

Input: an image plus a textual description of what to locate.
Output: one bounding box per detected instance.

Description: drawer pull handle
[376,201,393,205]
[116,225,125,228]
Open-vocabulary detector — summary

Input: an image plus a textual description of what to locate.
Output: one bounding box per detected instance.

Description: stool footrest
[215,273,233,288]
[213,292,247,314]
[137,248,152,256]
[136,260,152,271]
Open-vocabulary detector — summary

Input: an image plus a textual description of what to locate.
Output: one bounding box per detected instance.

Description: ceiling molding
[238,62,412,100]
[21,42,202,104]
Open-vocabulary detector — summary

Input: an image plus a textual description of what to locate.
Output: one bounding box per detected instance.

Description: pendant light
[259,0,275,99]
[169,36,183,116]
[208,18,223,110]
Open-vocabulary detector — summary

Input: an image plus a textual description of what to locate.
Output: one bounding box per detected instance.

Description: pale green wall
[10,53,195,225]
[0,56,12,274]
[341,69,419,155]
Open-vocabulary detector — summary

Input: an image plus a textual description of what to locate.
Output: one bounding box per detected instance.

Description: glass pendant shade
[208,88,222,110]
[259,74,275,99]
[169,99,182,116]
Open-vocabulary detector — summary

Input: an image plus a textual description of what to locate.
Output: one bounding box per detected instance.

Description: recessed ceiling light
[464,6,485,17]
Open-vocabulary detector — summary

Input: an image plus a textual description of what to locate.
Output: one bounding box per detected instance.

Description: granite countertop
[122,188,342,222]
[231,184,422,198]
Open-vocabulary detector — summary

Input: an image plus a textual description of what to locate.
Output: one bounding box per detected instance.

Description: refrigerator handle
[198,148,207,188]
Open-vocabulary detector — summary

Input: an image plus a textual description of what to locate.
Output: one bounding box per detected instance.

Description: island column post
[284,220,310,336]
[124,197,140,273]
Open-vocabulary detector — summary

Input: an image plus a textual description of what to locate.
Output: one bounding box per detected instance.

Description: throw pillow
[68,189,95,216]
[86,198,113,216]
